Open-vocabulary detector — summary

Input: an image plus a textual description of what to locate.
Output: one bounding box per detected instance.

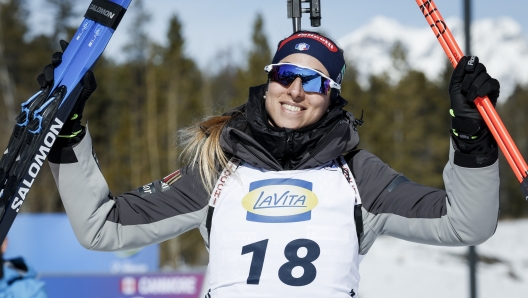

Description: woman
[48,31,500,297]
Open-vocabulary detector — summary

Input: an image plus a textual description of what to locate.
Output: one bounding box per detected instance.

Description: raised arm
[49,129,210,251]
[355,56,501,255]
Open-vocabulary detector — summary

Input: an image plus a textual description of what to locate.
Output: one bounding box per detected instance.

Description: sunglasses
[264,63,341,95]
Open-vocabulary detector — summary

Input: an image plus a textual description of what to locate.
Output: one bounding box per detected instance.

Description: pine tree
[207,48,239,112]
[498,85,528,218]
[0,0,30,127]
[231,13,271,107]
[352,43,450,188]
[0,0,75,212]
[153,14,206,269]
[124,0,151,188]
[45,0,78,42]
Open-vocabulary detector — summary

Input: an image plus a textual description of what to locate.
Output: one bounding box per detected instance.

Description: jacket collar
[220,84,360,171]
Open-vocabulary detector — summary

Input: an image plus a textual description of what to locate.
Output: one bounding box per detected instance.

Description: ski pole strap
[450,110,485,140]
[354,204,363,246]
[85,0,127,30]
[58,129,83,139]
[57,114,83,138]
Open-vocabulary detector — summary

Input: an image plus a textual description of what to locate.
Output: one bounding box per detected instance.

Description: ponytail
[178,115,232,192]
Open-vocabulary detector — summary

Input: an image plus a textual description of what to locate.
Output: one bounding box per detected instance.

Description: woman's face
[265,54,331,130]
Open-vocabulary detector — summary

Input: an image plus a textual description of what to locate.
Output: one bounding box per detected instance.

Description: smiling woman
[264,57,333,130]
[47,28,501,297]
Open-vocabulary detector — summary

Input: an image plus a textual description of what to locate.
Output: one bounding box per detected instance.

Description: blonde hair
[178,115,232,192]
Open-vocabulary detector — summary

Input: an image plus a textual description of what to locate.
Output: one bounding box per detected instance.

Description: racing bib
[207,158,362,297]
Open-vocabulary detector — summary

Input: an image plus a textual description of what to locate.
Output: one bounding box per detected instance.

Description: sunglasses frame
[264,63,341,95]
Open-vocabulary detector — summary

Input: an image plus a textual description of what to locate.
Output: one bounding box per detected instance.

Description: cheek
[264,91,277,121]
[312,96,331,113]
[266,82,283,99]
[264,85,282,111]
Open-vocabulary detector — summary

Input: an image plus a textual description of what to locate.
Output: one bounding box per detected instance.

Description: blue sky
[27,0,528,69]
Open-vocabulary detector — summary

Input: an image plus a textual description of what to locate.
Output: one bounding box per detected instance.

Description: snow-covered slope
[359,219,528,298]
[338,16,528,102]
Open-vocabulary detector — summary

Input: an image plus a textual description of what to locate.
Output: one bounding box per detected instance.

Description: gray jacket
[48,85,500,255]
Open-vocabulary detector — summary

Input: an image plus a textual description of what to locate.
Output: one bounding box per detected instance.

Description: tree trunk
[161,65,181,269]
[166,69,179,169]
[129,73,142,188]
[146,60,160,179]
[0,21,16,128]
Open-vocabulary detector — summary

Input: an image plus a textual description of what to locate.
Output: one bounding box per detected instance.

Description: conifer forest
[1,0,527,268]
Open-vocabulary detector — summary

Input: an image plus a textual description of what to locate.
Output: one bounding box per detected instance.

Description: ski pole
[416,0,528,194]
[415,0,524,182]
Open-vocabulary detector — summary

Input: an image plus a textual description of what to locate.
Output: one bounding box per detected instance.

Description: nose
[287,77,305,101]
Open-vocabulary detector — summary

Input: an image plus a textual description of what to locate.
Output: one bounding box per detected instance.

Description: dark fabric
[449,56,499,158]
[48,146,78,164]
[453,133,499,168]
[451,116,484,137]
[449,56,500,121]
[205,206,215,242]
[105,164,209,225]
[386,175,411,193]
[451,127,496,155]
[49,128,86,162]
[346,150,448,219]
[220,84,361,171]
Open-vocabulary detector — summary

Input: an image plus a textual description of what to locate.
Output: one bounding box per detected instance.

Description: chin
[277,122,303,130]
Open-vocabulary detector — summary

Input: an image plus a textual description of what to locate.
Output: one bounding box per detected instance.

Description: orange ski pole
[416,0,524,182]
[416,0,528,194]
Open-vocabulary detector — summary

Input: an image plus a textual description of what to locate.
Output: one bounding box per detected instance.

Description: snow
[338,16,528,102]
[359,219,528,297]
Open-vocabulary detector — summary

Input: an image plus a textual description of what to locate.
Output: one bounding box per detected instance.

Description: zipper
[284,129,294,170]
[236,136,282,171]
[295,119,346,169]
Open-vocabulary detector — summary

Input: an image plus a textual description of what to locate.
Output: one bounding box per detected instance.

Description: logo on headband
[295,43,310,51]
[278,33,338,52]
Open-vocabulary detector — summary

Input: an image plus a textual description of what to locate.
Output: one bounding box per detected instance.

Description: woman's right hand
[37,40,97,138]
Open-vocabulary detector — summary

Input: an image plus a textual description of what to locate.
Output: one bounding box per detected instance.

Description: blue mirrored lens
[269,64,330,94]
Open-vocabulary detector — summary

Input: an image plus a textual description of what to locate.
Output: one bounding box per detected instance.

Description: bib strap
[337,156,364,247]
[206,158,241,243]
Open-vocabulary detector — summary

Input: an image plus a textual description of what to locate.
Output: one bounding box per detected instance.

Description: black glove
[448,56,500,161]
[449,55,500,140]
[37,40,97,139]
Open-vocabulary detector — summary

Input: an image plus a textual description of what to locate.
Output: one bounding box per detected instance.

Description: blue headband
[271,31,346,86]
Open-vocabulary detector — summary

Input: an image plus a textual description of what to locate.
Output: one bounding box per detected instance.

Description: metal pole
[464,2,477,297]
[464,0,471,56]
[288,0,302,32]
[287,0,321,33]
[469,246,477,298]
[293,18,302,32]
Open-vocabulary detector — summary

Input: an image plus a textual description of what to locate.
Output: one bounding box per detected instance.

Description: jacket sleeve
[48,129,211,251]
[351,138,500,255]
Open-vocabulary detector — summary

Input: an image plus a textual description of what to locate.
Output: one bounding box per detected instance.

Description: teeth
[282,104,301,112]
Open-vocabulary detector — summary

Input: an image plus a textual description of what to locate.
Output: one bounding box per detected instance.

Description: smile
[282,103,303,112]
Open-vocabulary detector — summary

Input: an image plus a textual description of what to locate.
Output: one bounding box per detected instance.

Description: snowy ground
[359,219,528,298]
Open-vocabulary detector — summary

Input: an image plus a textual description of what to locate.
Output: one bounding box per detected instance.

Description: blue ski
[0,0,132,242]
